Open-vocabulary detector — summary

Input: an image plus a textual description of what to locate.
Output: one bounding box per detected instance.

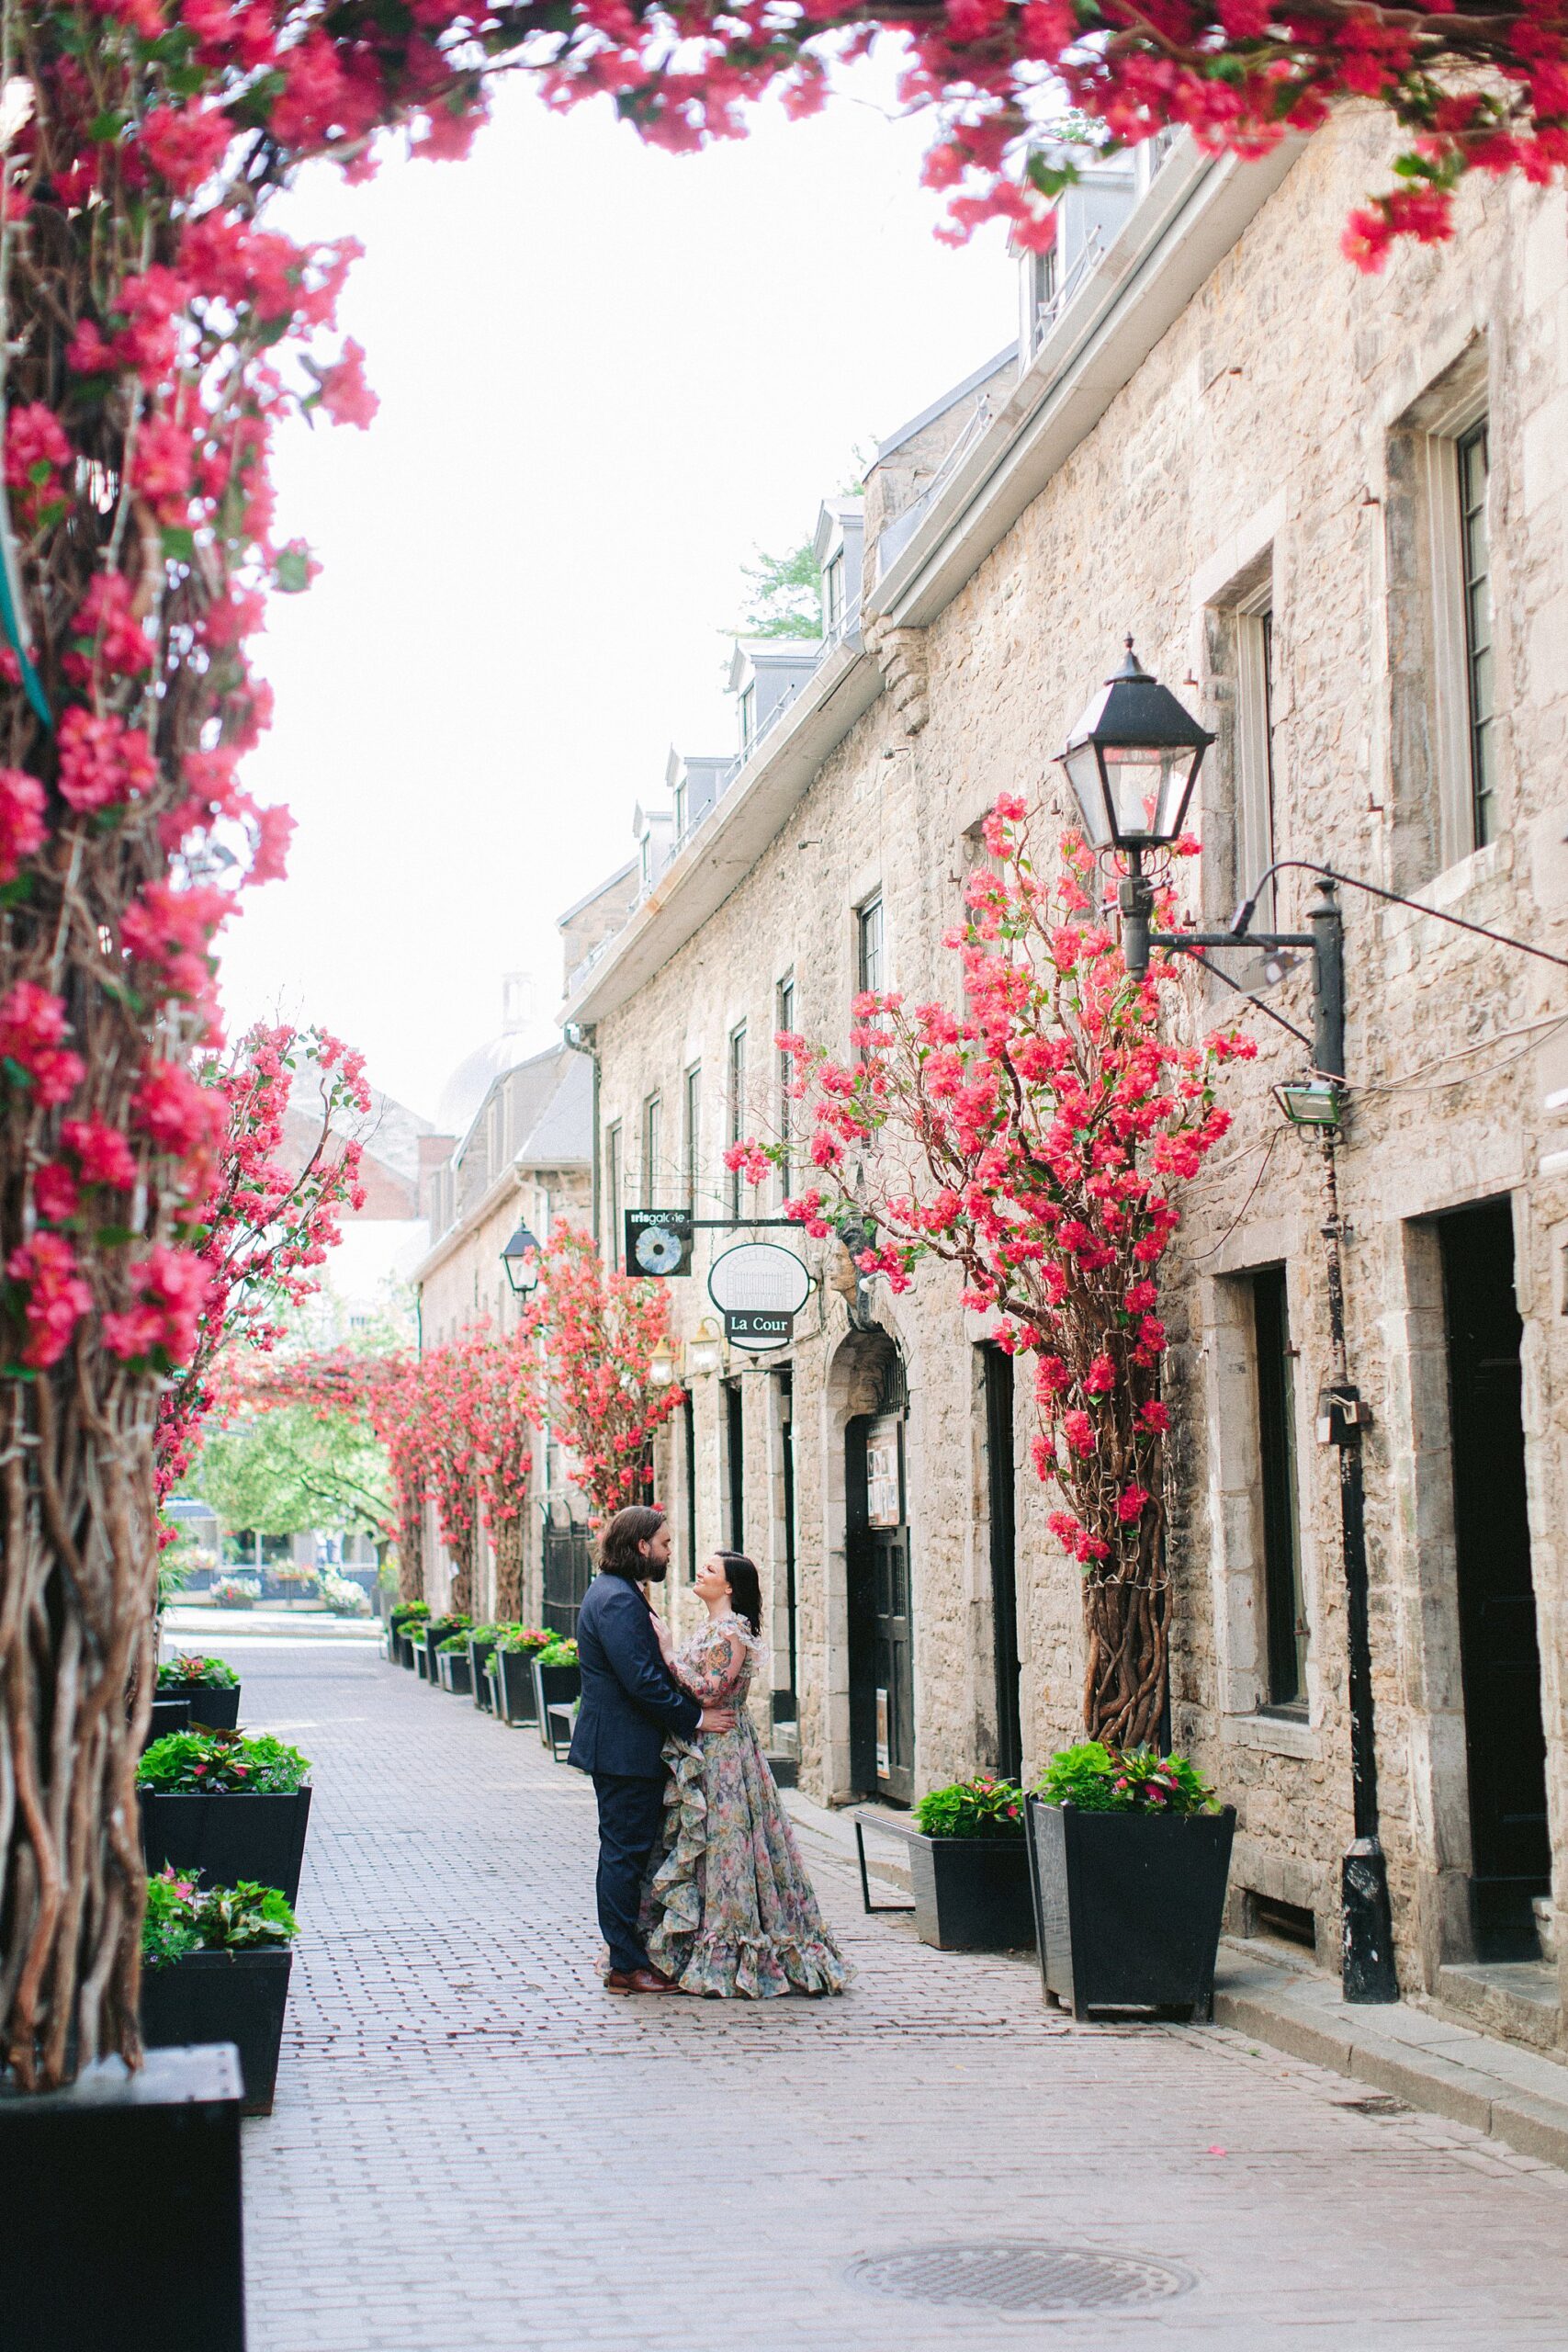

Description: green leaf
[88,110,127,142]
[161,525,197,564]
[273,546,311,594]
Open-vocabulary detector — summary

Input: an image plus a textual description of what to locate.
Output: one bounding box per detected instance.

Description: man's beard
[642,1558,670,1583]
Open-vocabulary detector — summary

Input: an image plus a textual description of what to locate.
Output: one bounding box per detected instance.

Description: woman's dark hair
[715,1550,762,1636]
[599,1505,667,1577]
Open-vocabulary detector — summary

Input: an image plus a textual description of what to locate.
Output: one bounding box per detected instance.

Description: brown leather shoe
[604,1966,679,1995]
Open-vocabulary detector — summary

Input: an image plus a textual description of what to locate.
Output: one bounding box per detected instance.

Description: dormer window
[673,780,687,841]
[1028,243,1058,346]
[825,550,845,635]
[739,682,757,750]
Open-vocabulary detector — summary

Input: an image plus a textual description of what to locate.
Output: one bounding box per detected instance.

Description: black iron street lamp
[1059,638,1213,978]
[500,1219,540,1300]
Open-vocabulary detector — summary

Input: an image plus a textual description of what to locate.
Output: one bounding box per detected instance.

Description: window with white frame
[605,1123,623,1268]
[856,892,885,997]
[642,1093,662,1207]
[727,1024,747,1219]
[1386,342,1495,884]
[739,682,757,751]
[1202,552,1277,927]
[775,973,795,1204]
[684,1064,701,1210]
[824,551,845,635]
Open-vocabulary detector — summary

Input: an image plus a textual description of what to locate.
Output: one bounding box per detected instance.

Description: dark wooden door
[848,1403,914,1804]
[1438,1200,1550,1950]
[984,1344,1023,1783]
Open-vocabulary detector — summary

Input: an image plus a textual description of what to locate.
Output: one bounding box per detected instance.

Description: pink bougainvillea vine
[730,804,1254,1745]
[516,1221,682,1525]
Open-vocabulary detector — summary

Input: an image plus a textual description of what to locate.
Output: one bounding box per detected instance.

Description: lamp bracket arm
[1154,940,1315,1052]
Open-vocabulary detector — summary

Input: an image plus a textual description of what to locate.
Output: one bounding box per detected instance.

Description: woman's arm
[671,1627,746,1702]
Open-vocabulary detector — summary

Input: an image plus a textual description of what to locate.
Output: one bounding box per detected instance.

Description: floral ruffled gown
[642,1611,850,1998]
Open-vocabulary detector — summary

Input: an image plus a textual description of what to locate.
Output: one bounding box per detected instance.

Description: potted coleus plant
[435,1630,474,1697]
[904,1776,1034,1951]
[491,1625,551,1725]
[140,1869,299,2117]
[531,1636,580,1745]
[156,1651,242,1731]
[388,1599,429,1668]
[418,1612,468,1683]
[137,1730,314,1907]
[1025,1743,1235,2021]
[465,1623,506,1711]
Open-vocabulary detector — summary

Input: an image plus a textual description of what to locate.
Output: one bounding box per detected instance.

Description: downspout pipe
[564,1021,601,1253]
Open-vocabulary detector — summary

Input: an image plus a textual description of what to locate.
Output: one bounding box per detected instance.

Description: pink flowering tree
[154,1023,371,1504]
[730,805,1254,1748]
[518,1223,682,1525]
[0,11,491,2095]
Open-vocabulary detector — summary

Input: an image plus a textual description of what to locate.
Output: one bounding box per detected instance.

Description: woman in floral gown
[643,1551,850,1998]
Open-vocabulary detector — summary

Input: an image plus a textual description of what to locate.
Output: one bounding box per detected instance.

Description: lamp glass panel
[1062,742,1112,849]
[1100,744,1191,844]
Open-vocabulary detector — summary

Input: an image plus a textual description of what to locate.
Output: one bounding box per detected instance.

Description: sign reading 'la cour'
[707,1242,813,1352]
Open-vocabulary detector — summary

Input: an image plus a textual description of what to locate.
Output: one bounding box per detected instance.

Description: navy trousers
[592,1771,667,1975]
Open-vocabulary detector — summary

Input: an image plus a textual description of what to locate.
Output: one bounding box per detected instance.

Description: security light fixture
[1275,1078,1342,1131]
[1057,638,1213,856]
[500,1220,540,1298]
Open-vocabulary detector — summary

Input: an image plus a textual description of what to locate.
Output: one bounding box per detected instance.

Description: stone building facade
[412,1042,592,1624]
[560,118,1568,2052]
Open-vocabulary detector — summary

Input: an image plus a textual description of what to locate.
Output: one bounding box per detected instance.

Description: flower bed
[137,1733,314,1908]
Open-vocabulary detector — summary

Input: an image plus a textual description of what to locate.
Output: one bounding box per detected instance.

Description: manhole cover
[844,2242,1195,2314]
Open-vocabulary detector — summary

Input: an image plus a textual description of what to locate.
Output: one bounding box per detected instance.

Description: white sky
[218,62,1018,1125]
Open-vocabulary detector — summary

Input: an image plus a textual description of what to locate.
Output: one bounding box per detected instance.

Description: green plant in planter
[1035,1741,1216,1815]
[156,1652,241,1690]
[536,1637,578,1668]
[468,1623,507,1643]
[423,1614,470,1641]
[141,1868,299,1971]
[435,1633,471,1654]
[915,1775,1026,1838]
[493,1625,551,1655]
[137,1729,312,1796]
[389,1600,430,1631]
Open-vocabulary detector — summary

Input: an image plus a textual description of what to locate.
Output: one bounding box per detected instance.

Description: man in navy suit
[569,1504,735,1993]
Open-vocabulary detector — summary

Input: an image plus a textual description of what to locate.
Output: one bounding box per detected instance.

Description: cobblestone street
[241,1635,1568,2351]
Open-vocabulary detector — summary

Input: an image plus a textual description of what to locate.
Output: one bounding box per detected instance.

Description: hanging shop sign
[707,1242,812,1353]
[624,1209,694,1278]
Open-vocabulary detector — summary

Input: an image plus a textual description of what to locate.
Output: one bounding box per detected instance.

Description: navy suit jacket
[567,1571,701,1779]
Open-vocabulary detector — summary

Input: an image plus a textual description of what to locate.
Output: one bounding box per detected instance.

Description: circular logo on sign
[634,1224,685,1276]
[707,1242,813,1317]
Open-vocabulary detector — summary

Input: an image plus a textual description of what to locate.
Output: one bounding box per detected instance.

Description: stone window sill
[1223,1711,1318,1761]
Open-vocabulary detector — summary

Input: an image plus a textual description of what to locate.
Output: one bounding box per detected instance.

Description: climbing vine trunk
[1080,1505,1170,1748]
[0,1379,159,2088]
[446,1518,477,1619]
[394,1479,425,1605]
[491,1513,524,1622]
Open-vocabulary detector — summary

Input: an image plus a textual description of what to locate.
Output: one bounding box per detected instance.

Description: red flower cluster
[517,1222,683,1525]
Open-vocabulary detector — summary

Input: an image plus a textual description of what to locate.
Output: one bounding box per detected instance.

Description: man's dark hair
[598,1504,667,1577]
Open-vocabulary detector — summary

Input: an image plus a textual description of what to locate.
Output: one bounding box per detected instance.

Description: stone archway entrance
[844,1335,914,1804]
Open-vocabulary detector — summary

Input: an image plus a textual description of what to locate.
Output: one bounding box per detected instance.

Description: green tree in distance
[733,539,821,641]
[192,1406,391,1555]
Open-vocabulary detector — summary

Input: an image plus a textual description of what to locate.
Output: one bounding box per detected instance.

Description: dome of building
[434,973,554,1137]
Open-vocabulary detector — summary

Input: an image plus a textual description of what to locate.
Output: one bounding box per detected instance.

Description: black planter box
[421,1624,463,1680]
[141,1948,293,2117]
[163,1682,240,1732]
[143,1696,191,1751]
[908,1831,1034,1951]
[414,1644,430,1680]
[494,1648,540,1725]
[0,2045,244,2351]
[435,1648,472,1696]
[394,1630,418,1668]
[140,1785,313,1908]
[1025,1795,1236,2020]
[531,1658,581,1744]
[468,1635,501,1710]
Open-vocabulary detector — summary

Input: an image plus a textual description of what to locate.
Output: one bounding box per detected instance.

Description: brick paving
[239,1635,1568,2351]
